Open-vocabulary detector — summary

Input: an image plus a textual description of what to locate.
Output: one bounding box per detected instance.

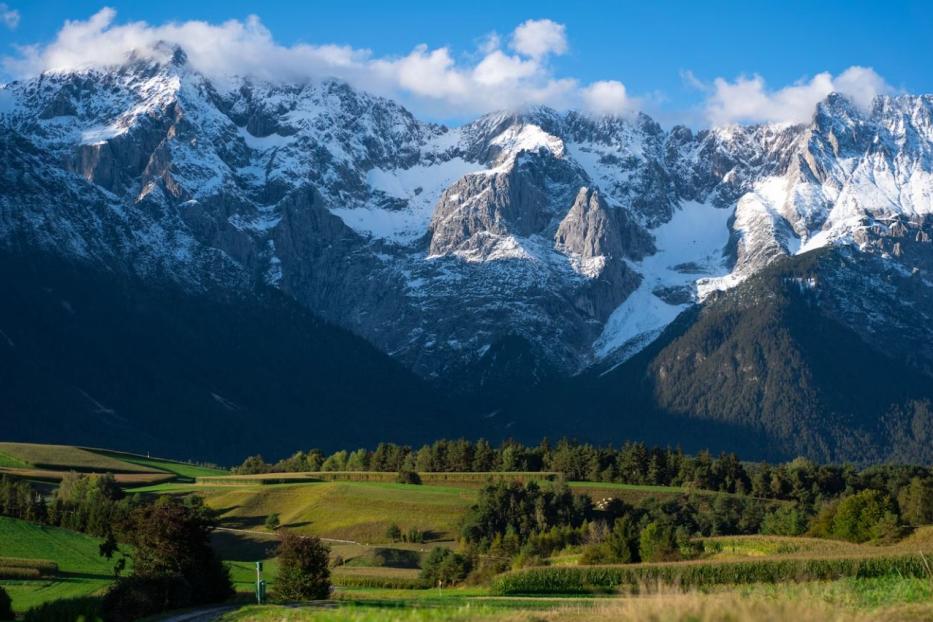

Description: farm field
[0,516,119,612]
[211,574,933,622]
[2,442,932,621]
[195,481,476,543]
[0,443,153,473]
[89,449,228,479]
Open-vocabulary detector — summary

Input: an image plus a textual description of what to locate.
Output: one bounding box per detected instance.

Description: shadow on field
[285,520,312,529]
[211,531,278,561]
[218,514,266,530]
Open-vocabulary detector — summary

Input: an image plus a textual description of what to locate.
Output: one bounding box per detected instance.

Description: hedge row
[0,557,58,574]
[22,596,102,622]
[0,567,42,579]
[197,471,559,486]
[332,574,430,590]
[491,554,931,595]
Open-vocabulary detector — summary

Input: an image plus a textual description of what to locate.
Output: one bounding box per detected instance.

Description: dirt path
[158,605,238,622]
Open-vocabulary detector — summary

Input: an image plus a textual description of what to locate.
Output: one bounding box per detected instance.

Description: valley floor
[182,575,933,622]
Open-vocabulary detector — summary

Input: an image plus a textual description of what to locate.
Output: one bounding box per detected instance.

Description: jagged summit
[1,57,931,381]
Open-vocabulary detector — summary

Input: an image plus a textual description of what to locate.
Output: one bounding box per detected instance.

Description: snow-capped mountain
[1,46,931,383]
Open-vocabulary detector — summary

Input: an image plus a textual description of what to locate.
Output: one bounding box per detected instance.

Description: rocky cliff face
[1,47,931,382]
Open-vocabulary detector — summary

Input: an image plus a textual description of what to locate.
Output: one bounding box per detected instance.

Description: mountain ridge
[1,47,931,462]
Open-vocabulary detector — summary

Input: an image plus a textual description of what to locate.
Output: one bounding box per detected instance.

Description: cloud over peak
[700,66,893,126]
[2,10,633,119]
[1,9,896,127]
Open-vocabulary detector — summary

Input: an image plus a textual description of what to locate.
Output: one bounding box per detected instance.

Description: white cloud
[581,80,632,116]
[510,19,567,59]
[0,3,19,29]
[701,66,893,126]
[1,9,620,119]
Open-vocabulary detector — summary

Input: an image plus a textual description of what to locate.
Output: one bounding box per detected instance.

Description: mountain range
[1,45,931,464]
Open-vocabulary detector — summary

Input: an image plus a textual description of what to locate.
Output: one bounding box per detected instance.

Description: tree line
[234,438,933,508]
[421,475,933,585]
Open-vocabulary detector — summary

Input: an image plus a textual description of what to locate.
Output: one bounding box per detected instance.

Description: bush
[0,587,12,621]
[581,515,640,565]
[396,470,422,485]
[385,523,402,541]
[275,531,331,601]
[100,575,191,622]
[761,504,808,536]
[22,597,102,622]
[898,477,933,526]
[403,527,425,544]
[420,547,471,586]
[639,522,678,563]
[265,513,281,531]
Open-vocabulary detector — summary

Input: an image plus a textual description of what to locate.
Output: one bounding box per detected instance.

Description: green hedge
[491,555,931,595]
[23,596,102,622]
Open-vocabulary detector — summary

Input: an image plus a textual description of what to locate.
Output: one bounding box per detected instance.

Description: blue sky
[1,1,930,126]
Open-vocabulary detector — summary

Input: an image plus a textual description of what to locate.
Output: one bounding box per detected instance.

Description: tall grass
[500,590,905,622]
[332,575,430,590]
[0,558,58,574]
[491,554,931,595]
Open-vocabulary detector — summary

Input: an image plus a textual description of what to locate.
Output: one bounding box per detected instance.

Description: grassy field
[0,450,29,468]
[0,516,118,613]
[0,466,176,485]
[195,481,474,543]
[151,477,725,546]
[0,443,153,473]
[2,443,932,621]
[89,449,228,479]
[208,574,933,622]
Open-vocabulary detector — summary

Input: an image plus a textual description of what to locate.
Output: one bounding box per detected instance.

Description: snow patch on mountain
[595,200,733,362]
[332,157,480,243]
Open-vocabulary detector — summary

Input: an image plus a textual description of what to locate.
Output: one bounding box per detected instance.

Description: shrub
[0,587,12,621]
[385,523,402,541]
[581,515,640,565]
[275,531,331,601]
[760,504,808,536]
[265,513,281,531]
[100,575,192,622]
[403,527,425,543]
[898,477,933,526]
[22,597,102,622]
[396,470,422,485]
[420,547,471,586]
[639,522,678,563]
